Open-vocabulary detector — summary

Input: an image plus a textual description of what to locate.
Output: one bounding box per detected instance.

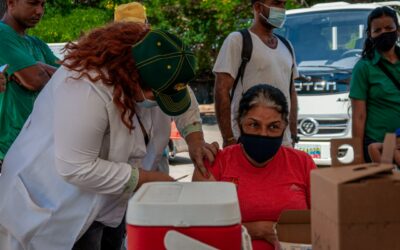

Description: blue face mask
[239,132,283,165]
[136,89,158,108]
[259,3,286,28]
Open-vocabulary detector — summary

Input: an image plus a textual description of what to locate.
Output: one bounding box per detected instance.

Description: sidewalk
[199,103,215,114]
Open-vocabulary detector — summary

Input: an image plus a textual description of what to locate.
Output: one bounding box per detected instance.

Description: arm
[214,72,236,147]
[0,72,5,92]
[289,80,298,146]
[213,32,242,147]
[174,87,219,176]
[0,36,57,91]
[192,150,222,181]
[184,131,219,178]
[368,143,383,163]
[192,166,216,181]
[12,63,56,91]
[136,168,174,190]
[394,149,400,166]
[54,77,172,195]
[37,61,58,76]
[351,99,367,141]
[349,60,369,142]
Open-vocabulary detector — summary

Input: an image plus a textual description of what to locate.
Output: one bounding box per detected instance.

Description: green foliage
[143,0,301,73]
[29,7,113,43]
[29,0,303,74]
[143,0,241,73]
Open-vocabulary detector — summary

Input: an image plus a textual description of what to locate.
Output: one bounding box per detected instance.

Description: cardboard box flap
[380,133,397,164]
[276,210,311,244]
[313,163,394,185]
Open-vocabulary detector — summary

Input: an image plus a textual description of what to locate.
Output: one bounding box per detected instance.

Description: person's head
[237,84,289,166]
[362,6,399,59]
[251,0,287,29]
[5,0,45,29]
[62,23,196,130]
[114,2,147,24]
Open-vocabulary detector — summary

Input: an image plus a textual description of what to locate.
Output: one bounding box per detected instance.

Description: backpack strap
[377,60,400,91]
[230,29,253,102]
[275,34,295,94]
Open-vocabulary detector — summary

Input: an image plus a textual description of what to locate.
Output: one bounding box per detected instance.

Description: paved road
[169,123,222,182]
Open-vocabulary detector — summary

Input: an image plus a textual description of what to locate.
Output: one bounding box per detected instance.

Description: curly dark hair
[61,22,150,130]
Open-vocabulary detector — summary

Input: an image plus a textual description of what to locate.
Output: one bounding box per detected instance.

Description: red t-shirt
[206,144,316,250]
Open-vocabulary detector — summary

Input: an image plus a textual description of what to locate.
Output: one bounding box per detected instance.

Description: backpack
[230,29,295,101]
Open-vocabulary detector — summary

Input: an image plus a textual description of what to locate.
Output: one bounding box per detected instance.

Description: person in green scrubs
[0,0,59,162]
[350,6,400,162]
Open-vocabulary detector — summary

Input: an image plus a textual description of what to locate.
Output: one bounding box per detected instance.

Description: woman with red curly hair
[0,22,217,250]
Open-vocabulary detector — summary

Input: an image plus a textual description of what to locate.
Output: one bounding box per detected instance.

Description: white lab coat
[0,67,151,249]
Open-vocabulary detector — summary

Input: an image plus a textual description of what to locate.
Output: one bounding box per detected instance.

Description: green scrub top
[0,22,59,160]
[349,47,400,142]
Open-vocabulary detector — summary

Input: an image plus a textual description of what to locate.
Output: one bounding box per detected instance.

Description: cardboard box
[311,163,400,250]
[312,134,399,250]
[276,210,312,250]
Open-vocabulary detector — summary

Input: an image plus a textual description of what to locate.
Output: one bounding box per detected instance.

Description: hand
[242,221,278,245]
[291,134,299,148]
[0,73,5,92]
[185,131,219,178]
[136,168,174,190]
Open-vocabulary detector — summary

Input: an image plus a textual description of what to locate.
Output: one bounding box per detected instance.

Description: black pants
[363,136,377,163]
[72,219,126,250]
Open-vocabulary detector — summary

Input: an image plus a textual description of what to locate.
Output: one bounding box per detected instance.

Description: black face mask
[372,30,399,52]
[239,133,283,165]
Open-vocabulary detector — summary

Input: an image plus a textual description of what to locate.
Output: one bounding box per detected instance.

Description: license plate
[296,144,321,159]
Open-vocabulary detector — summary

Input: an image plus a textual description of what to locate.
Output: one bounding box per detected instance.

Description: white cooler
[126,182,246,250]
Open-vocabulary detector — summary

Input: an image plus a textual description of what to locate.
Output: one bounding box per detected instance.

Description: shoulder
[28,35,50,48]
[219,143,242,158]
[227,31,243,40]
[58,67,114,102]
[222,31,243,47]
[352,58,371,78]
[215,144,243,165]
[0,22,12,34]
[354,57,370,68]
[0,24,17,43]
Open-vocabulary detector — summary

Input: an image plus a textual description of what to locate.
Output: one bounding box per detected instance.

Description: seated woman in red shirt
[193,84,316,250]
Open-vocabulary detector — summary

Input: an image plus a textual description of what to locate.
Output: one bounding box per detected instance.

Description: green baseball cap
[132,30,196,116]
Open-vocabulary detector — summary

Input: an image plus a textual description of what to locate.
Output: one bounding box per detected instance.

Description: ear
[7,0,16,9]
[253,2,262,13]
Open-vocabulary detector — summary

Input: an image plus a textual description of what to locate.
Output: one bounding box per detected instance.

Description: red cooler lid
[126,182,241,226]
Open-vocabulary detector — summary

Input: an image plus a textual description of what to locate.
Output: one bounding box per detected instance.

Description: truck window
[276,9,371,95]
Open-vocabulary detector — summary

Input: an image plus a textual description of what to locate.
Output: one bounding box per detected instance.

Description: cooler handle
[164,230,218,250]
[241,225,253,250]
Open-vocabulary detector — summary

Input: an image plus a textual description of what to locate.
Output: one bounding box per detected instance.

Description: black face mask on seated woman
[372,30,398,52]
[239,133,283,164]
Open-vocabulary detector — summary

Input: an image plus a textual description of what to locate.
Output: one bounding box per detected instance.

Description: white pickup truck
[276,1,400,165]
